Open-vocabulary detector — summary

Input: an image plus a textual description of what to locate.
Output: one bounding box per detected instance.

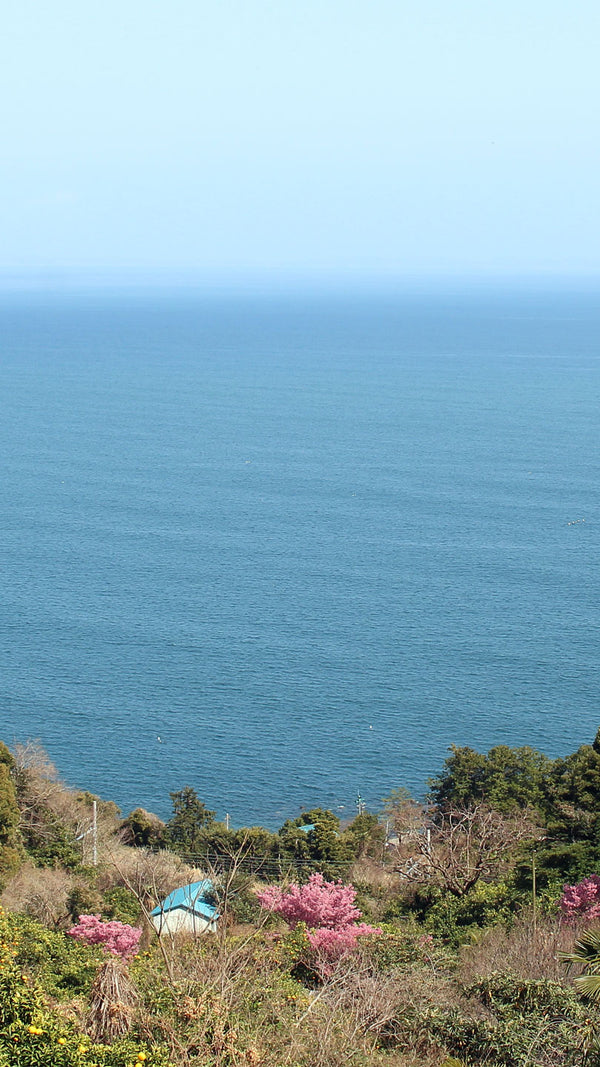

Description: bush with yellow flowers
[0,907,171,1067]
[5,912,102,999]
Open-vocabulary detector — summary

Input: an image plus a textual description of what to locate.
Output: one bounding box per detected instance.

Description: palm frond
[560,929,600,974]
[573,974,600,1003]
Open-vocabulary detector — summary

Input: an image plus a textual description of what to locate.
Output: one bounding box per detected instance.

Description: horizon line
[1,267,600,299]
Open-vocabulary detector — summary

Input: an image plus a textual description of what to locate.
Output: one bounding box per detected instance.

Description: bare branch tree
[394,804,540,897]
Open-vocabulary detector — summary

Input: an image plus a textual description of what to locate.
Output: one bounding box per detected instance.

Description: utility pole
[532,847,537,936]
[92,800,97,867]
[75,800,99,864]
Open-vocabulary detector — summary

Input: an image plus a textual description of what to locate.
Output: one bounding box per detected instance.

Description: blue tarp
[151,880,218,921]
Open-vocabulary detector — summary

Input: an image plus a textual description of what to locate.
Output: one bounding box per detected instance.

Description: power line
[145,846,359,876]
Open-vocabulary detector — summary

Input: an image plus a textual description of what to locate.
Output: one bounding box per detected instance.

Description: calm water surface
[0,288,598,825]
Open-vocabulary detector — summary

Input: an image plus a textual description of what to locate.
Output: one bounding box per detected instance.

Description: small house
[150,879,219,936]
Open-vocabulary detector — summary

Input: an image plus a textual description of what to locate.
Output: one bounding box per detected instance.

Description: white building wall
[150,907,217,936]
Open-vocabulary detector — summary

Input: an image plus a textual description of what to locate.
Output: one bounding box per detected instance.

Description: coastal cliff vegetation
[2,734,600,1065]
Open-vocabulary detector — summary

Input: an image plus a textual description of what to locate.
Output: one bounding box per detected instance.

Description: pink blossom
[307,922,379,953]
[257,873,362,930]
[257,873,379,961]
[67,915,142,959]
[560,876,600,923]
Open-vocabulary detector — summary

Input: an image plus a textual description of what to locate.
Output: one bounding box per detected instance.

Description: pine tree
[165,786,216,855]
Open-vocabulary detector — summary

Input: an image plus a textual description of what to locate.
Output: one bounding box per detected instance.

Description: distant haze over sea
[1,286,598,826]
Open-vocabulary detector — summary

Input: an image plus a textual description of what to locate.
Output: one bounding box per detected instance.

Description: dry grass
[129,921,457,1067]
[87,956,139,1043]
[349,856,402,892]
[459,914,581,983]
[1,862,74,925]
[100,843,204,911]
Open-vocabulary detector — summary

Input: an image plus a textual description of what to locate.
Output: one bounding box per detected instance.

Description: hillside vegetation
[2,734,600,1066]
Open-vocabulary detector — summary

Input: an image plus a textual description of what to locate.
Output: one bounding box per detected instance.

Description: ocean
[1,285,598,827]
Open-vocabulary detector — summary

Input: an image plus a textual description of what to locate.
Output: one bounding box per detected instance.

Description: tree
[429,743,554,815]
[120,808,166,849]
[0,743,22,888]
[278,808,353,878]
[560,876,600,923]
[164,786,216,855]
[257,873,378,959]
[395,804,539,898]
[67,915,142,960]
[342,812,385,859]
[550,729,600,841]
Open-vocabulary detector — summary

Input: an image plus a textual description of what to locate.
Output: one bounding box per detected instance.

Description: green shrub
[0,753,23,888]
[0,907,169,1067]
[102,886,142,926]
[380,970,594,1066]
[6,912,102,998]
[465,971,587,1017]
[66,882,104,923]
[424,881,515,943]
[225,886,263,925]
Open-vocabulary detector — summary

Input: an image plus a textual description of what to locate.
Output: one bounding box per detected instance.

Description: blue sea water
[0,285,598,827]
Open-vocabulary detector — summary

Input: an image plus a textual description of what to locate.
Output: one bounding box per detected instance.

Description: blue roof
[151,880,218,921]
[298,822,338,837]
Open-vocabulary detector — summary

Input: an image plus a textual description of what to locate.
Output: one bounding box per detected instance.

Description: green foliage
[341,812,385,859]
[381,893,413,924]
[424,881,515,943]
[11,728,600,1066]
[66,883,104,923]
[513,840,600,902]
[6,913,102,999]
[130,934,311,1062]
[380,971,592,1066]
[466,971,585,1016]
[0,742,14,769]
[561,928,600,1003]
[0,760,22,887]
[12,772,81,871]
[101,886,142,926]
[224,885,264,924]
[0,908,168,1066]
[119,808,165,849]
[429,743,554,815]
[359,922,452,971]
[550,731,600,841]
[164,785,216,855]
[21,810,82,870]
[229,825,280,860]
[278,808,353,878]
[189,821,280,867]
[75,792,121,821]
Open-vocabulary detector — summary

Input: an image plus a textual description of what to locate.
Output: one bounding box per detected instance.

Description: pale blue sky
[1,1,599,286]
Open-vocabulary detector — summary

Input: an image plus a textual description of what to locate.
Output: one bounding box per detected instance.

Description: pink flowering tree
[560,876,600,923]
[67,915,142,960]
[257,873,379,964]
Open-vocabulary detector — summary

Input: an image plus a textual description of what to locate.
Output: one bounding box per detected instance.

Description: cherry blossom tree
[257,873,378,958]
[67,914,142,959]
[560,876,600,923]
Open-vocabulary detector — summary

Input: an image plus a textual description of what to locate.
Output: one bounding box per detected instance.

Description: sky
[1,1,599,287]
